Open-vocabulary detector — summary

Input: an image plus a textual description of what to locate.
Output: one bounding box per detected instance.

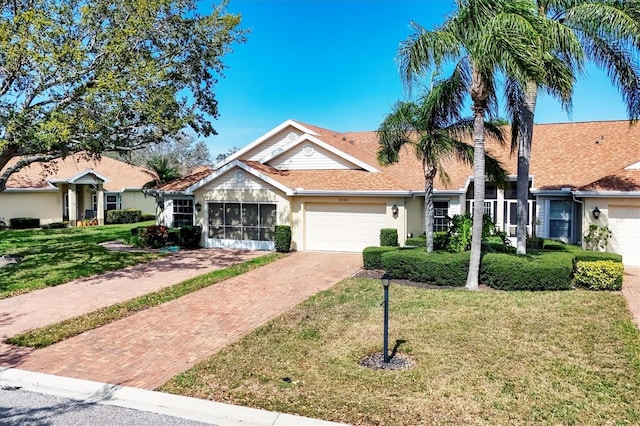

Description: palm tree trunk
[466,104,487,290]
[424,164,437,252]
[516,82,538,255]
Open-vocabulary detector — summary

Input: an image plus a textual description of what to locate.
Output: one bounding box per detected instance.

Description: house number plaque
[338,197,349,203]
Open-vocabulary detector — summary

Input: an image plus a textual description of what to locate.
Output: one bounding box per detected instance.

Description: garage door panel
[306,203,386,252]
[608,206,640,267]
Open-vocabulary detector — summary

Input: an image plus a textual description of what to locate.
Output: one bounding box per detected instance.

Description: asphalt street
[0,386,210,426]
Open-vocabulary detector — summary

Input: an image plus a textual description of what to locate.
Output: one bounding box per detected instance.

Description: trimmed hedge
[106,209,142,224]
[362,246,400,270]
[10,217,40,229]
[274,225,291,253]
[41,221,68,229]
[141,214,156,222]
[481,251,574,291]
[379,228,398,246]
[574,260,624,291]
[382,249,469,287]
[573,251,623,263]
[404,232,448,250]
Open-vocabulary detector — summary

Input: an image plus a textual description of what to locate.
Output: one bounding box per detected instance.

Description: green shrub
[379,228,398,246]
[404,236,425,247]
[362,246,400,270]
[382,250,469,287]
[168,228,180,245]
[179,225,202,248]
[10,217,40,229]
[447,214,472,253]
[572,251,623,263]
[481,252,574,291]
[583,224,612,251]
[526,237,544,249]
[573,260,624,291]
[41,221,68,230]
[106,209,142,224]
[140,214,156,222]
[274,225,291,253]
[141,225,169,248]
[405,232,449,250]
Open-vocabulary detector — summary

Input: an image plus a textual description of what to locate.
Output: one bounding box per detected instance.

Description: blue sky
[204,0,631,158]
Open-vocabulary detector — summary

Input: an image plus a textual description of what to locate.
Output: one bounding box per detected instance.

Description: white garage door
[608,206,640,267]
[305,203,386,252]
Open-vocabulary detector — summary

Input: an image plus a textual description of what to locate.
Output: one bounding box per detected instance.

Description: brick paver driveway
[2,251,361,389]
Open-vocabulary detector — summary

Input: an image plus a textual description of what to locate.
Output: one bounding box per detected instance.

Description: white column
[68,185,78,226]
[97,184,105,225]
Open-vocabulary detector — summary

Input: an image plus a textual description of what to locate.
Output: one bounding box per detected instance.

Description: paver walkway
[622,267,640,329]
[3,252,361,389]
[0,249,261,366]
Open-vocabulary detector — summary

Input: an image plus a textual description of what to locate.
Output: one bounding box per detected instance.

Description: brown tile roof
[154,166,214,192]
[578,168,640,191]
[242,160,407,191]
[4,154,157,192]
[157,119,640,194]
[298,119,640,193]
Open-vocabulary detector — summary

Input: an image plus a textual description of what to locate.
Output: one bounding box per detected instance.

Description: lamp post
[382,273,390,363]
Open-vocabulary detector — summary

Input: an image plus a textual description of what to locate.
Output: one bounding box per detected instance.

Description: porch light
[391,204,399,217]
[195,202,202,212]
[592,206,600,220]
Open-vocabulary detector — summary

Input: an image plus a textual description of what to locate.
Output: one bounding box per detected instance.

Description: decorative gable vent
[287,131,297,142]
[303,144,315,156]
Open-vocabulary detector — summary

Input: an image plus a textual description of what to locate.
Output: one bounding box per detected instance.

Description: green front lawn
[0,222,161,298]
[161,277,640,425]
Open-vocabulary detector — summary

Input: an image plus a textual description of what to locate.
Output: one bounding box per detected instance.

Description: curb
[0,368,348,426]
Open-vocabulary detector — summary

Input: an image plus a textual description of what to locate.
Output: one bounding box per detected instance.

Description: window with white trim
[433,201,449,232]
[173,199,194,227]
[207,202,276,241]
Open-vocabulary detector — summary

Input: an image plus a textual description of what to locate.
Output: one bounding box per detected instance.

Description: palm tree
[377,66,508,252]
[399,0,561,289]
[146,155,181,184]
[511,0,640,255]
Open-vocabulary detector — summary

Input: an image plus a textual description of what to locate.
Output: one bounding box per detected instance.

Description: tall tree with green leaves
[0,0,245,191]
[377,66,508,252]
[510,0,640,255]
[399,0,569,289]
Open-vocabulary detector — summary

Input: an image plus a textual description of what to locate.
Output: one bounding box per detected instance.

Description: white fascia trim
[531,188,573,196]
[572,190,640,198]
[259,134,379,173]
[291,190,412,197]
[4,187,59,193]
[185,159,295,196]
[213,119,321,168]
[66,169,111,184]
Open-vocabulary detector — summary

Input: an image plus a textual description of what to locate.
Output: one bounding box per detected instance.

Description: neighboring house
[151,119,640,266]
[0,154,157,226]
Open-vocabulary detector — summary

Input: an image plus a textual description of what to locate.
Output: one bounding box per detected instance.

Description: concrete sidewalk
[0,367,347,425]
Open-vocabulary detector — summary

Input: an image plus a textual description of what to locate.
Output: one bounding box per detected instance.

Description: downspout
[572,192,584,248]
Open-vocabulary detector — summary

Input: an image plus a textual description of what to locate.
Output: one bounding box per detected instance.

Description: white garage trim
[305,203,386,252]
[608,206,640,267]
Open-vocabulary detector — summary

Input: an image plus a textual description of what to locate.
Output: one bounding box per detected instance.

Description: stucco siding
[121,191,155,213]
[267,143,355,170]
[0,191,61,224]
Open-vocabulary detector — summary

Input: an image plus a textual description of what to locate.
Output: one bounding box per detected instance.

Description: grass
[0,222,160,298]
[6,253,284,348]
[161,278,640,425]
